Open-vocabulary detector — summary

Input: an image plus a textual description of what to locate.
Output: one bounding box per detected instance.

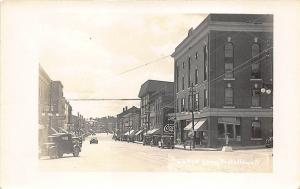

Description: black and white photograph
[1,1,300,189]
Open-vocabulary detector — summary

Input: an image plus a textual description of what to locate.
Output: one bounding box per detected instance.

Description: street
[39,133,272,172]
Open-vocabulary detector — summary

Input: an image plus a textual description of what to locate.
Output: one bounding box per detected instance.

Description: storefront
[134,129,144,142]
[183,118,208,146]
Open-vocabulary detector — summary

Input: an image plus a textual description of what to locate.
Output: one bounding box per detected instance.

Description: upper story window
[251,83,261,107]
[224,42,234,78]
[195,67,198,84]
[181,98,186,112]
[194,93,199,111]
[204,89,208,107]
[203,45,208,81]
[182,61,185,69]
[176,66,179,92]
[195,52,198,59]
[182,76,185,90]
[251,43,261,79]
[188,58,191,87]
[224,83,233,106]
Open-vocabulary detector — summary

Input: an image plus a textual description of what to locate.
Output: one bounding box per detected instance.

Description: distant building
[38,65,51,148]
[50,81,65,132]
[138,80,174,145]
[64,99,73,132]
[116,106,141,141]
[171,14,273,147]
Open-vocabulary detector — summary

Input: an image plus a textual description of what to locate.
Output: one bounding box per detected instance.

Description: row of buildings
[115,14,273,148]
[38,65,89,148]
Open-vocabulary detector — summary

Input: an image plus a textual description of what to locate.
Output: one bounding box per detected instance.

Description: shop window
[252,89,261,107]
[236,124,241,137]
[251,120,261,138]
[226,124,234,138]
[218,123,225,138]
[225,85,233,106]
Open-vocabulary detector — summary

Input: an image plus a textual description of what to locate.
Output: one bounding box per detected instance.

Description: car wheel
[73,147,80,157]
[58,151,63,158]
[49,147,58,159]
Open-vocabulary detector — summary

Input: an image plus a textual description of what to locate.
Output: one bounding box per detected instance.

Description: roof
[117,106,140,117]
[138,80,174,98]
[172,14,273,57]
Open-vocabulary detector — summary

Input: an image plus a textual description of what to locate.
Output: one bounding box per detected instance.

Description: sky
[39,10,207,118]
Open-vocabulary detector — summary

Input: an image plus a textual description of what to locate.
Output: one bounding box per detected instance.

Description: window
[204,89,208,107]
[195,67,198,84]
[195,52,198,59]
[188,58,191,87]
[252,89,261,107]
[251,43,261,79]
[188,95,192,111]
[226,124,234,138]
[182,61,185,69]
[195,93,199,111]
[181,98,185,112]
[225,43,233,58]
[182,76,185,90]
[176,66,179,92]
[203,45,208,81]
[251,120,261,138]
[218,123,225,138]
[224,42,234,78]
[225,85,233,106]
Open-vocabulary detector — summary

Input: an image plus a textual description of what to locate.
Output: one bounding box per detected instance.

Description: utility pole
[190,83,196,149]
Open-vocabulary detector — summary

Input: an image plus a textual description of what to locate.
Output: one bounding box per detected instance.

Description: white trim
[250,138,263,141]
[224,78,235,81]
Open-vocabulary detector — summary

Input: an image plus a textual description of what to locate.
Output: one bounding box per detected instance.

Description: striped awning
[135,130,144,136]
[184,119,207,131]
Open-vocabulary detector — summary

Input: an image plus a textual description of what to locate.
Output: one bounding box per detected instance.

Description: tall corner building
[171,14,273,147]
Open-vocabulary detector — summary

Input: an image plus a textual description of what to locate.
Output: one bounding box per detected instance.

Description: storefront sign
[163,124,174,134]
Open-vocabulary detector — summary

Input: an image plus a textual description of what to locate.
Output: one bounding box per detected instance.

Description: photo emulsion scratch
[38,13,273,172]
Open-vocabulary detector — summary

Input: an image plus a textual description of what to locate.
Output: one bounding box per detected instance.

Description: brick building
[171,14,273,147]
[49,81,66,132]
[116,106,141,141]
[138,80,174,145]
[38,65,52,147]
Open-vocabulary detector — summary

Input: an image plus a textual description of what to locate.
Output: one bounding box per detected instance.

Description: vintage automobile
[265,137,273,148]
[90,137,98,144]
[158,135,174,149]
[72,136,83,148]
[40,133,81,159]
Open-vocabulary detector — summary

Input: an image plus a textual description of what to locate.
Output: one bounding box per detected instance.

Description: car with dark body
[265,137,273,148]
[158,135,174,149]
[90,137,98,144]
[40,133,81,159]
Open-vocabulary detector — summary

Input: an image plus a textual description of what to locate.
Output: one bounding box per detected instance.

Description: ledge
[223,78,235,81]
[223,106,235,108]
[250,78,263,81]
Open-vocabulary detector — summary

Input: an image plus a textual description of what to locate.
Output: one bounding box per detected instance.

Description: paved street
[39,133,272,172]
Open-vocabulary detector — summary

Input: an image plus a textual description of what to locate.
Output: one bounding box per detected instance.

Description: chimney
[123,108,125,112]
[125,106,128,111]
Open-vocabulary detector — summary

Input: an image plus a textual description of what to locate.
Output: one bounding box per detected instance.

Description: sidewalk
[174,144,267,151]
[134,141,143,144]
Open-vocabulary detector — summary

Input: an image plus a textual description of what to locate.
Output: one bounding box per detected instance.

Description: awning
[124,130,135,136]
[145,128,160,135]
[135,130,144,136]
[184,119,207,131]
[58,127,68,133]
[51,127,58,134]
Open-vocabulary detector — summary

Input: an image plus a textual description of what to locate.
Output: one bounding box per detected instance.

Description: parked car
[90,137,98,144]
[265,137,273,148]
[72,136,83,148]
[158,135,174,149]
[40,133,81,159]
